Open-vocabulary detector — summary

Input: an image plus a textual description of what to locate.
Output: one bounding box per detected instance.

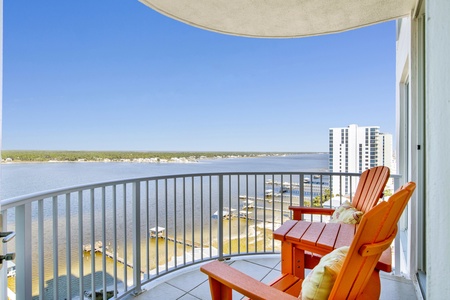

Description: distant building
[329,124,394,195]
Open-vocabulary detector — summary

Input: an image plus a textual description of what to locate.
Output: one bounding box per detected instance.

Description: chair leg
[281,241,294,275]
[293,247,306,279]
[209,277,233,300]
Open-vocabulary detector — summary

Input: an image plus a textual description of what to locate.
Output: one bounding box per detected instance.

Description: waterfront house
[1,0,449,299]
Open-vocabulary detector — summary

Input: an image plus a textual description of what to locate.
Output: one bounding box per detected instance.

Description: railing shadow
[34,271,121,300]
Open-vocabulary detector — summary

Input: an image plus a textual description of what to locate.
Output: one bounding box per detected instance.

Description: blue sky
[2,1,396,152]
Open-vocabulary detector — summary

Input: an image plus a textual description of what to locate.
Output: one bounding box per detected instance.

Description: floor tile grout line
[166,281,193,293]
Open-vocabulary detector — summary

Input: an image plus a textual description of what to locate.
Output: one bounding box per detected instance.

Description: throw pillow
[329,201,363,224]
[300,246,349,300]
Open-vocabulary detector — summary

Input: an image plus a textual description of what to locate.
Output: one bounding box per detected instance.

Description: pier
[158,235,203,248]
[83,241,145,274]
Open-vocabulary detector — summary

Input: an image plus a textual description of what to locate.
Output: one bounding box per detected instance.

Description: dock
[83,241,145,274]
[158,235,203,248]
[150,226,202,247]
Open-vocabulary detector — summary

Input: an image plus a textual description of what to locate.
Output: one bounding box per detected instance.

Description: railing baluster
[237,175,241,254]
[263,174,267,252]
[90,189,95,295]
[254,174,257,252]
[228,175,232,255]
[165,179,168,272]
[155,179,159,275]
[101,187,107,299]
[271,173,275,243]
[245,175,249,253]
[65,193,72,299]
[123,184,127,291]
[38,200,44,300]
[280,174,284,228]
[218,175,224,260]
[78,191,84,299]
[191,176,195,263]
[15,203,32,300]
[132,181,142,295]
[200,176,204,260]
[52,196,59,300]
[183,177,186,265]
[173,178,177,268]
[145,181,150,277]
[112,185,118,297]
[299,173,305,208]
[209,175,213,259]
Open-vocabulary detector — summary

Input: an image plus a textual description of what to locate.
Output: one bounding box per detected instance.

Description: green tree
[313,188,331,207]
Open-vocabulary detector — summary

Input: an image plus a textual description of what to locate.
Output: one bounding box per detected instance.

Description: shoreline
[1,152,325,165]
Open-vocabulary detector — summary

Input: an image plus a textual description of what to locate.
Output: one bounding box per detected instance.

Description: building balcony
[0,171,418,299]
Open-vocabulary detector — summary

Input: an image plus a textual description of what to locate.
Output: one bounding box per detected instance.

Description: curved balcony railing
[0,171,400,299]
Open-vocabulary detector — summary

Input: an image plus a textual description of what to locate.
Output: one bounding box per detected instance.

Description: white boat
[149,226,165,238]
[6,261,16,277]
[265,189,274,197]
[239,210,253,219]
[241,200,254,209]
[212,207,237,219]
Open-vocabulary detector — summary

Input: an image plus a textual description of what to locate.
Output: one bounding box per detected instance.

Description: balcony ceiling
[139,0,416,38]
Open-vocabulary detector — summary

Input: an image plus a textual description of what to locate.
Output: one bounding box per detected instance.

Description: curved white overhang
[139,0,416,38]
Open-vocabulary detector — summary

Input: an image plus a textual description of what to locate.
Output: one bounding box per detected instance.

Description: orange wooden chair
[289,166,390,220]
[201,182,415,300]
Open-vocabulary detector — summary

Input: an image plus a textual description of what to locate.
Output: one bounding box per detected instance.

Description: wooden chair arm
[359,227,398,257]
[200,261,298,300]
[288,206,335,220]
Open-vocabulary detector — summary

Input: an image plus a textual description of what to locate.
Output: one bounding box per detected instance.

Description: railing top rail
[0,170,401,210]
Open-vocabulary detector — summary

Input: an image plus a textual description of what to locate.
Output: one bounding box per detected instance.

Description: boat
[149,226,165,238]
[241,200,254,209]
[239,210,253,219]
[212,207,237,219]
[6,261,15,277]
[265,189,274,198]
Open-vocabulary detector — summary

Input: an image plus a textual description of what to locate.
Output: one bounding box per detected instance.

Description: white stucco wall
[426,0,450,298]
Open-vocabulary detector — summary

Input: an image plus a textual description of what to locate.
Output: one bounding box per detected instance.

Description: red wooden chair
[289,166,390,220]
[201,182,415,300]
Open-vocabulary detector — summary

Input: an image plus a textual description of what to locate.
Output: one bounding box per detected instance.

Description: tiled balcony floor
[128,254,419,300]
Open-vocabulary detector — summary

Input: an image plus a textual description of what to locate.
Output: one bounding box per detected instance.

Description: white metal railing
[0,172,401,299]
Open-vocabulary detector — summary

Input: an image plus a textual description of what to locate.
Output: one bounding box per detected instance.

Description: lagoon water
[1,153,328,200]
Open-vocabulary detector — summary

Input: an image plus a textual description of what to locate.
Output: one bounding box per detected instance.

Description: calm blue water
[0,153,328,200]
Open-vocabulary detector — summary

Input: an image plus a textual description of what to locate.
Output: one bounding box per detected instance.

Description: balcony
[0,171,415,299]
[130,256,418,300]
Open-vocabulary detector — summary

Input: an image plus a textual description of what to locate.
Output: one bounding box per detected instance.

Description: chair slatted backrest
[329,182,416,299]
[351,166,390,212]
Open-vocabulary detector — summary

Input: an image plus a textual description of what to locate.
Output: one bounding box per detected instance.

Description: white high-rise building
[329,124,393,196]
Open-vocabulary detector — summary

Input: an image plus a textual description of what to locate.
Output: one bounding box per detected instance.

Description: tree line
[1,150,297,162]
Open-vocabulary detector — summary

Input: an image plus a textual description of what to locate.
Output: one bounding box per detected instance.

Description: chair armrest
[200,261,298,300]
[288,206,335,220]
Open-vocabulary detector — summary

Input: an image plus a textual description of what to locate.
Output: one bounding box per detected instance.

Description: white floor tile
[132,257,419,300]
